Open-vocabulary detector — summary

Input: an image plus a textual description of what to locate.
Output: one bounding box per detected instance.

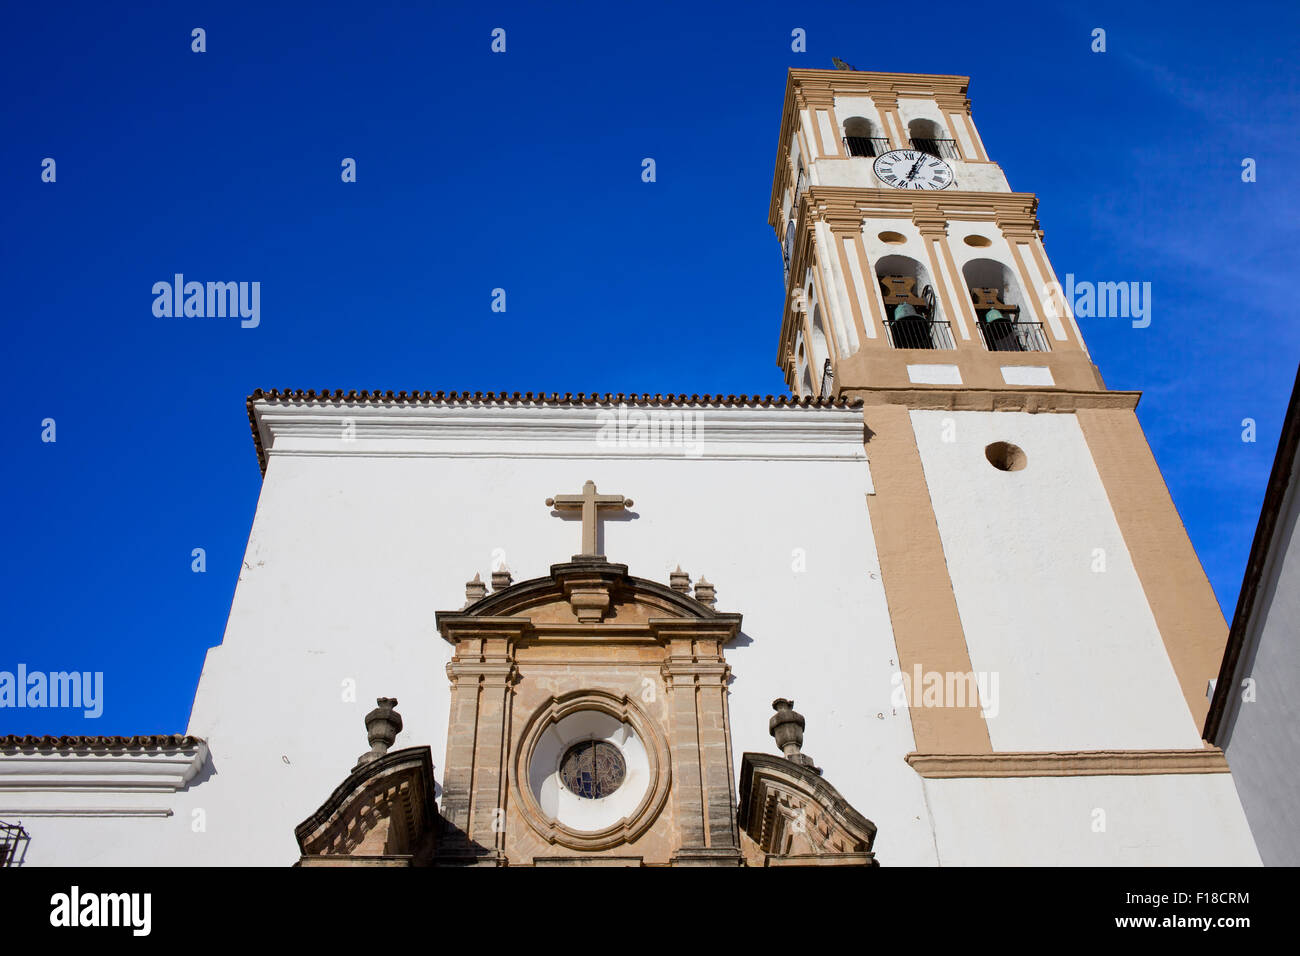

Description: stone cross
[546,480,633,557]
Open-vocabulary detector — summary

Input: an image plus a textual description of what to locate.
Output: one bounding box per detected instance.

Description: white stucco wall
[909,408,1205,752]
[1000,366,1055,387]
[815,155,1010,193]
[924,774,1261,865]
[908,364,963,385]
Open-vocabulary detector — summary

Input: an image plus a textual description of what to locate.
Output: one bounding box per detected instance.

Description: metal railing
[978,318,1050,353]
[884,317,957,350]
[0,820,29,867]
[843,136,891,158]
[909,138,960,160]
[819,359,835,398]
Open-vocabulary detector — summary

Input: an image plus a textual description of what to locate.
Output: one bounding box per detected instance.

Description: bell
[894,303,920,320]
[983,308,1004,323]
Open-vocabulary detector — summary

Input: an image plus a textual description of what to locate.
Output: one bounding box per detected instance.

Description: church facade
[0,68,1262,866]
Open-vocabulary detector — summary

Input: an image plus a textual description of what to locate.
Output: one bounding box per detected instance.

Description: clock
[872,149,953,190]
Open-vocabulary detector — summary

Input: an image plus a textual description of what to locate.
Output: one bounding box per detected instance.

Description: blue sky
[2,0,1297,734]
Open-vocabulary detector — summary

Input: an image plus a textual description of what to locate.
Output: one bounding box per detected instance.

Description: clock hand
[905,157,924,180]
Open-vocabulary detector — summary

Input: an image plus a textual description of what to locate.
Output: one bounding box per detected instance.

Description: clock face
[873,149,953,190]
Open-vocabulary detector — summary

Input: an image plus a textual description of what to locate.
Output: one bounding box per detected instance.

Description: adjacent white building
[1205,366,1300,865]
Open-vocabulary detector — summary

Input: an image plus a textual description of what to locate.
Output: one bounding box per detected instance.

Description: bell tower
[771,67,1105,400]
[768,66,1230,762]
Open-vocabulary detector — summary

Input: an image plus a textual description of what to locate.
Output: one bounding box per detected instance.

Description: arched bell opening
[875,254,951,350]
[843,115,888,157]
[907,118,957,160]
[962,258,1048,353]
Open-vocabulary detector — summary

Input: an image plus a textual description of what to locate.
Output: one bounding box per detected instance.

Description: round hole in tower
[985,441,1027,472]
[878,231,906,244]
[964,234,993,248]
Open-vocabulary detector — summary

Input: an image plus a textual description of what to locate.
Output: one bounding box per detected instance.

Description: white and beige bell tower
[772,68,1104,400]
[770,67,1232,777]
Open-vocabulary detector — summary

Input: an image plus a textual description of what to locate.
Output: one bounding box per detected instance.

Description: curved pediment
[436,558,742,638]
[738,752,879,866]
[295,746,438,866]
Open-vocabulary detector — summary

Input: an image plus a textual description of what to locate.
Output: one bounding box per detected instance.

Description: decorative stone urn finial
[353,697,403,772]
[769,698,819,773]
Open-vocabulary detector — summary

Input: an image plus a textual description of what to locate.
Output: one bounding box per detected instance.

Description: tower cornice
[782,186,1042,236]
[785,67,971,102]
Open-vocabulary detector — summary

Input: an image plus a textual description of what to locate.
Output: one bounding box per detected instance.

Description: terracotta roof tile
[0,734,203,754]
[245,388,863,475]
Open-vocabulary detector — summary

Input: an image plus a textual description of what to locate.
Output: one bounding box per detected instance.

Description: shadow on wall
[0,820,31,867]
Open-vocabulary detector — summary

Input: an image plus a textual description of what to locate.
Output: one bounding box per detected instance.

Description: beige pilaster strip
[852,233,884,340]
[831,227,868,350]
[906,748,1229,778]
[922,234,963,346]
[1027,238,1087,349]
[798,127,815,175]
[810,251,840,364]
[945,114,970,160]
[888,110,907,148]
[1075,407,1229,730]
[864,404,992,754]
[937,233,978,341]
[1006,239,1066,342]
[807,108,826,157]
[827,106,846,158]
[911,206,967,343]
[962,113,987,161]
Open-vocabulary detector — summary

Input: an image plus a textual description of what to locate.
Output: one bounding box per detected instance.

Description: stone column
[435,626,521,866]
[661,627,742,866]
[696,656,738,851]
[438,664,480,852]
[663,649,706,850]
[467,655,515,854]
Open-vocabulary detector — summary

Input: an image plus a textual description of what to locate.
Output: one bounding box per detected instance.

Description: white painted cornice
[252,402,869,466]
[0,742,208,793]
